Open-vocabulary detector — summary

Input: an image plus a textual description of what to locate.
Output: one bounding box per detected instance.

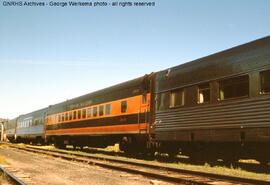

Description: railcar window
[121,101,127,113]
[99,105,104,116]
[69,112,72,120]
[73,111,77,119]
[261,69,270,94]
[58,114,61,123]
[170,89,184,108]
[198,83,210,104]
[82,109,86,119]
[142,94,147,104]
[87,108,92,118]
[93,107,97,117]
[78,110,81,119]
[65,113,68,121]
[156,92,170,111]
[219,75,249,100]
[105,104,111,115]
[62,114,65,122]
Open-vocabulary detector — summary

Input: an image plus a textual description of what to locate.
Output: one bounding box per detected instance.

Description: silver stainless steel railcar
[16,108,47,144]
[154,36,270,163]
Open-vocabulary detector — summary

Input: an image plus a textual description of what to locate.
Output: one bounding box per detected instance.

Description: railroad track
[0,165,26,185]
[78,146,270,172]
[5,143,270,185]
[74,146,270,173]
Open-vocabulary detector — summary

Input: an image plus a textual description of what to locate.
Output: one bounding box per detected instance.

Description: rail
[7,143,270,185]
[0,165,26,185]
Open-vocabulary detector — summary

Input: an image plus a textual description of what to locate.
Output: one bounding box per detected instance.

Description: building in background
[0,118,8,141]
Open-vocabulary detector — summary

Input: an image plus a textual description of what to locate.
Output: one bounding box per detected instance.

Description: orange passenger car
[45,75,155,152]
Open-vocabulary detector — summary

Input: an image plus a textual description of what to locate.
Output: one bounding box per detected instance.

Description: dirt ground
[0,173,12,185]
[0,146,175,185]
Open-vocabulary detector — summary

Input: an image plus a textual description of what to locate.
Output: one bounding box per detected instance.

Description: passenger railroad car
[45,75,155,152]
[154,36,270,163]
[16,108,47,144]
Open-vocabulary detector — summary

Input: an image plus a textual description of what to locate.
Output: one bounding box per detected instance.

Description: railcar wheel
[189,153,205,164]
[222,152,239,166]
[36,137,44,145]
[167,150,178,162]
[222,157,238,166]
[119,136,142,155]
[119,136,132,153]
[72,144,78,150]
[55,139,66,149]
[259,159,269,166]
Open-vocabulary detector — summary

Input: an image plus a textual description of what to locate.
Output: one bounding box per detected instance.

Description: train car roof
[18,107,48,119]
[155,35,270,92]
[48,75,150,114]
[166,35,270,72]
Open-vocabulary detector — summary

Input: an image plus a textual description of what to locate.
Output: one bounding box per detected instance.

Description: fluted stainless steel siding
[16,125,44,137]
[155,95,270,141]
[16,108,47,139]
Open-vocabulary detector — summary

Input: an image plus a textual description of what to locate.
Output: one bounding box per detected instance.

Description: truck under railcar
[154,36,270,164]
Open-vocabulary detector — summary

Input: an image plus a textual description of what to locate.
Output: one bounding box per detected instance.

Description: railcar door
[139,93,150,133]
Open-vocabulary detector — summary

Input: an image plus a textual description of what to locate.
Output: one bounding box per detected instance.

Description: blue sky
[0,0,270,118]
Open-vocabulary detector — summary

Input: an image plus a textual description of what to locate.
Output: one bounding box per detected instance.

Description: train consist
[4,36,270,164]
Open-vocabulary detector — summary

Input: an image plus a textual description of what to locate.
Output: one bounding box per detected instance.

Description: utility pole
[0,122,3,141]
[0,118,7,141]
